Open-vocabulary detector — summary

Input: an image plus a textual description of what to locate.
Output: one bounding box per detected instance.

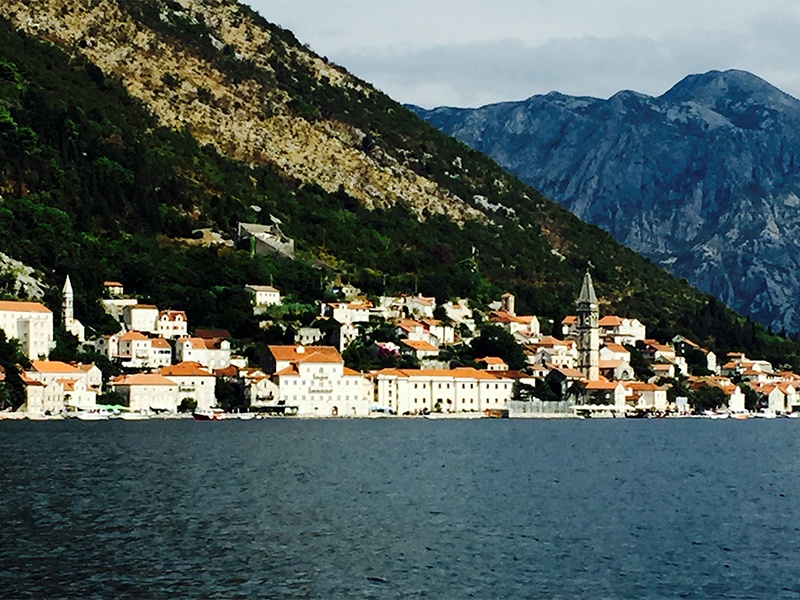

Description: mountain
[0,1,797,367]
[410,70,800,333]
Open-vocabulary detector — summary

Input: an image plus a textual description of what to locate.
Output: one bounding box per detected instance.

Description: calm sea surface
[2,418,800,599]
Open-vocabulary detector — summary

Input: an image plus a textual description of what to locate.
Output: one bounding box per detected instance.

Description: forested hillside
[0,1,798,368]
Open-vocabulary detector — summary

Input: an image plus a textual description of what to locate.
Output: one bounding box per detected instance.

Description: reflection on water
[1,418,799,598]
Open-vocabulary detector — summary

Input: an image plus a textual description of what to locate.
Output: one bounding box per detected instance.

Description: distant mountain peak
[660,69,795,107]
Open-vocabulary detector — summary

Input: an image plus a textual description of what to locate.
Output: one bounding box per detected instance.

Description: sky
[247,0,800,109]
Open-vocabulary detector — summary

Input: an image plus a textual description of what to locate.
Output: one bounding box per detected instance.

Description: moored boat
[193,408,224,421]
[75,410,110,421]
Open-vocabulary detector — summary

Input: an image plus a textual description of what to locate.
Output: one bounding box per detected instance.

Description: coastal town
[0,270,796,421]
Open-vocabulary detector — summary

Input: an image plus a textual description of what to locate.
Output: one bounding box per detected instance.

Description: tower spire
[576,270,599,381]
[62,275,74,324]
[578,270,597,304]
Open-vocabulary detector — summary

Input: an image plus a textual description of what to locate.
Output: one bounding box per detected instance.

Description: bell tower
[576,270,599,381]
[62,275,74,325]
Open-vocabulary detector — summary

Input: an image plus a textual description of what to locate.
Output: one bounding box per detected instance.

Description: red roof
[118,331,149,341]
[268,345,342,363]
[160,362,213,377]
[29,361,80,374]
[0,300,51,313]
[401,339,438,352]
[113,374,176,386]
[598,315,624,327]
[476,356,506,365]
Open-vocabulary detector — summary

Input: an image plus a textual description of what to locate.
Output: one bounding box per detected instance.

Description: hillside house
[156,310,188,339]
[0,300,53,360]
[321,300,372,324]
[176,337,231,370]
[123,304,159,334]
[246,284,282,312]
[117,331,172,369]
[373,367,513,415]
[103,281,124,297]
[25,360,98,412]
[475,356,509,371]
[111,373,179,412]
[159,362,216,411]
[488,310,540,342]
[525,337,577,368]
[267,345,370,416]
[400,338,439,361]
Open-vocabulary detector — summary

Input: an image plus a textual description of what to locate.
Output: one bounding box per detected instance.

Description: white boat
[120,411,151,420]
[193,408,225,421]
[75,410,110,421]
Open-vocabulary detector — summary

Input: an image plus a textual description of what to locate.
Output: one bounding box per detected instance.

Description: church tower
[62,275,85,342]
[62,275,74,325]
[576,270,600,381]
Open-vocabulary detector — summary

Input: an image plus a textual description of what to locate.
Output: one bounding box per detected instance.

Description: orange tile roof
[551,366,585,379]
[371,368,407,377]
[103,281,123,287]
[627,382,663,392]
[343,367,362,376]
[178,337,208,349]
[268,345,342,362]
[29,360,81,374]
[113,374,177,386]
[56,378,78,391]
[603,343,629,354]
[397,319,422,332]
[401,339,438,352]
[119,331,149,341]
[295,350,344,364]
[158,310,187,320]
[0,300,51,313]
[214,365,239,377]
[476,356,506,364]
[598,315,624,327]
[585,380,621,390]
[561,316,577,325]
[274,365,300,376]
[151,338,171,349]
[599,360,624,368]
[160,362,213,377]
[420,319,441,327]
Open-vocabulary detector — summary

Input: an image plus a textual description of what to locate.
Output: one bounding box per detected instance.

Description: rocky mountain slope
[1,1,798,366]
[411,70,800,333]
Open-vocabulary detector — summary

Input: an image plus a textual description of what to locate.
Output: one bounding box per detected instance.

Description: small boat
[483,408,510,419]
[120,410,151,421]
[193,408,224,421]
[76,410,110,421]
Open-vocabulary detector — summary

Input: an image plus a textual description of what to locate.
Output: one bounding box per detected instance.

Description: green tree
[469,324,526,370]
[0,330,29,410]
[49,326,79,362]
[692,385,727,413]
[625,344,655,381]
[178,397,198,413]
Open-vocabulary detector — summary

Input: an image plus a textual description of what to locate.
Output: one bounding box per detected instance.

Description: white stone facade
[0,301,53,359]
[374,367,514,415]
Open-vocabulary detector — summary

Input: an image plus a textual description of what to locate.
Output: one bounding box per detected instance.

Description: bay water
[1,418,799,599]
